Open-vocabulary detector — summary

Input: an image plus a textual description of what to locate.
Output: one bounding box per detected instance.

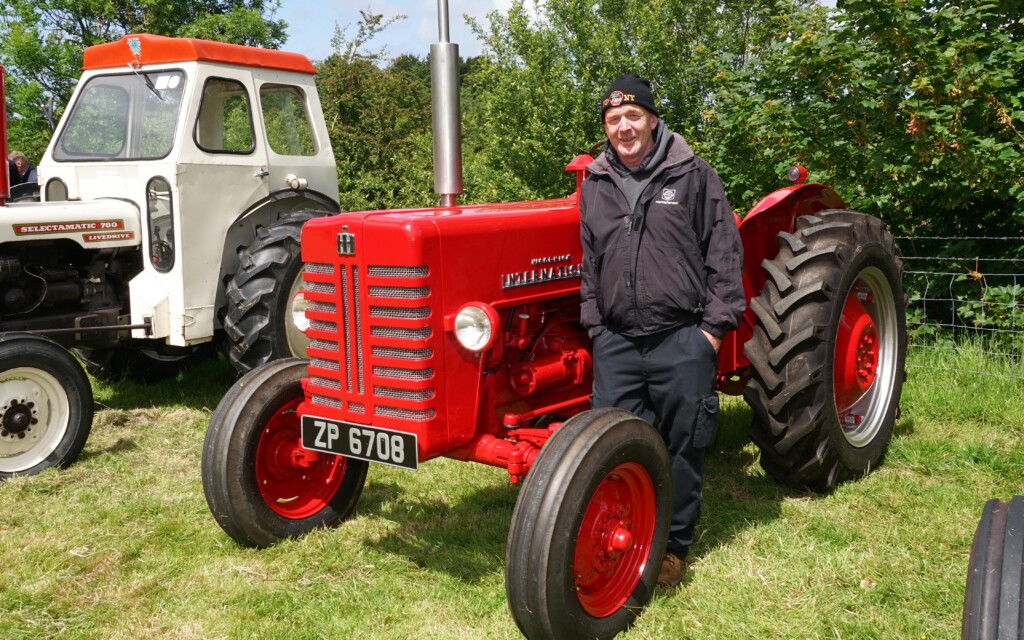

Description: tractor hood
[0,199,142,250]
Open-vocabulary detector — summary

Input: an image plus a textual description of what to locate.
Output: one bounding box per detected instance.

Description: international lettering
[501,263,583,289]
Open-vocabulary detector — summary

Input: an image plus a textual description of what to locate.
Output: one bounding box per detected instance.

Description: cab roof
[82,33,316,75]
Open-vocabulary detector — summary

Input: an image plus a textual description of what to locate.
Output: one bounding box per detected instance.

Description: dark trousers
[591,323,720,557]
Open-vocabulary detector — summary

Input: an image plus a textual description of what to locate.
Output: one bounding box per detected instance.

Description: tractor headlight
[454,303,499,352]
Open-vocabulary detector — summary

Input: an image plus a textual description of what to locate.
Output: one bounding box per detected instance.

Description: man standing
[579,73,745,588]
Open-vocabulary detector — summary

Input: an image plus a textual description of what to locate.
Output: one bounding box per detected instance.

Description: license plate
[300,415,419,471]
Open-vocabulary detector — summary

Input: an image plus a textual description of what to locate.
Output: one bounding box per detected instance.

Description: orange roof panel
[83,34,316,75]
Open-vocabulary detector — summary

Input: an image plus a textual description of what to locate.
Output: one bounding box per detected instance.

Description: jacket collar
[588,127,695,179]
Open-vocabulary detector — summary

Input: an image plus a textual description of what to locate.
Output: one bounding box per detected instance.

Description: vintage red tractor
[201,7,907,639]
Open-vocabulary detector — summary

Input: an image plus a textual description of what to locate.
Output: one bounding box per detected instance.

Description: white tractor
[0,33,341,478]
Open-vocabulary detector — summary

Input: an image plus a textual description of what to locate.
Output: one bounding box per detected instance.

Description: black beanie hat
[599,73,658,121]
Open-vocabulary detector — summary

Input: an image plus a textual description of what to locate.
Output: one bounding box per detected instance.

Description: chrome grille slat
[310,320,337,333]
[374,386,435,401]
[309,301,337,314]
[371,326,431,340]
[312,377,341,390]
[373,366,433,380]
[369,286,429,299]
[311,358,339,371]
[310,339,338,352]
[353,266,364,394]
[372,346,432,360]
[370,306,430,319]
[305,281,335,294]
[376,406,435,421]
[306,263,334,275]
[368,266,429,278]
[341,268,352,392]
[313,395,342,409]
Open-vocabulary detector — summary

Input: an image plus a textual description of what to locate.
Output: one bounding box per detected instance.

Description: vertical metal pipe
[431,0,463,207]
[0,67,8,205]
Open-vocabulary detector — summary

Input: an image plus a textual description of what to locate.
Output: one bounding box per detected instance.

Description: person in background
[8,151,37,186]
[579,73,746,588]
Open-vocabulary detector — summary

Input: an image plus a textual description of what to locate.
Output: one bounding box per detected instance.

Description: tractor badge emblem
[337,226,356,256]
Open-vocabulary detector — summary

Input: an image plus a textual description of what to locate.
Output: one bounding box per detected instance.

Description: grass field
[1,342,1022,639]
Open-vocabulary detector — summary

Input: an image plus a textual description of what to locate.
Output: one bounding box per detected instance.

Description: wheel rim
[833,266,899,447]
[573,462,656,617]
[254,397,346,518]
[0,367,71,473]
[286,273,312,358]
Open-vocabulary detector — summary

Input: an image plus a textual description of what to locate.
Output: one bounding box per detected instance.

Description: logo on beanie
[603,91,636,109]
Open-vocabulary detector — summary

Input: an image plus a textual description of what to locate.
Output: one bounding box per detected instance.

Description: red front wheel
[506,408,670,639]
[201,358,367,548]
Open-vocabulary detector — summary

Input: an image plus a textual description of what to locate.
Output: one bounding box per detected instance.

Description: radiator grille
[304,258,436,425]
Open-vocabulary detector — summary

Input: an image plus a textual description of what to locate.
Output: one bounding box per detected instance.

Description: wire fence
[897,235,1024,381]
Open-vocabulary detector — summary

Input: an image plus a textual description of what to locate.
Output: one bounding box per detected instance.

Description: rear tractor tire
[505,408,671,640]
[744,210,907,492]
[0,333,93,479]
[223,211,326,374]
[201,358,367,548]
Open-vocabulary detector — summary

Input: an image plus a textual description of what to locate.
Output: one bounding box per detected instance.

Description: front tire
[0,333,93,479]
[506,408,671,640]
[223,211,326,374]
[201,358,368,548]
[963,497,1024,640]
[744,210,907,492]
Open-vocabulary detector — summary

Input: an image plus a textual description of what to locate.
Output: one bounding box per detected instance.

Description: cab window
[194,78,255,154]
[260,84,316,156]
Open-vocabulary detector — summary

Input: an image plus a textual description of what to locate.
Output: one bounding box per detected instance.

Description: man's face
[603,104,658,169]
[13,158,25,172]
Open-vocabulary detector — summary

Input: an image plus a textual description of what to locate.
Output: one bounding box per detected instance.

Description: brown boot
[657,552,686,588]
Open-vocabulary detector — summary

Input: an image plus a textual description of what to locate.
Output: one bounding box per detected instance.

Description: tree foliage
[707,0,1024,236]
[0,0,287,161]
[464,0,816,201]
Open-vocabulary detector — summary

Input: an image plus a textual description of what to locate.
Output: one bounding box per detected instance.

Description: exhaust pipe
[430,0,463,208]
[0,66,9,205]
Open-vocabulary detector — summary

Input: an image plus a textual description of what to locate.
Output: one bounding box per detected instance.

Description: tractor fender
[738,182,846,300]
[0,198,141,250]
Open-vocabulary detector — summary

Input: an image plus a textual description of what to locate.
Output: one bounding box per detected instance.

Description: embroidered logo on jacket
[655,189,678,205]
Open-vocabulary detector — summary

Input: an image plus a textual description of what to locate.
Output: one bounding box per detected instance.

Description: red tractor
[201,7,907,639]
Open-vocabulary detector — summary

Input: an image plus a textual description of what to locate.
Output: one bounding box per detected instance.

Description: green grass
[2,344,1022,639]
